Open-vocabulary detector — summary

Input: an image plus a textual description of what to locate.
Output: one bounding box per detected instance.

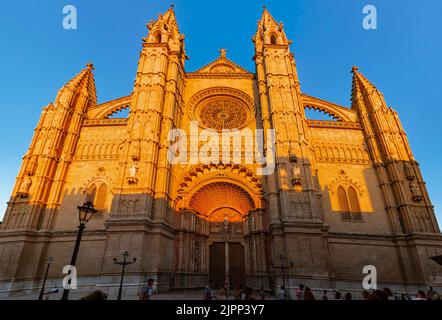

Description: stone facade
[1,8,441,298]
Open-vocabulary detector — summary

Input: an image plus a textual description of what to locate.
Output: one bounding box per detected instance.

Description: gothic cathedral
[1,8,441,297]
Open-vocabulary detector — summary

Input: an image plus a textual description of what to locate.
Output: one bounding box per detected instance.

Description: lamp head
[77,201,98,225]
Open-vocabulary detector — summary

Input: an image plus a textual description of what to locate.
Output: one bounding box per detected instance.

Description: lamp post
[272,254,293,299]
[113,251,137,300]
[61,201,98,300]
[38,256,53,300]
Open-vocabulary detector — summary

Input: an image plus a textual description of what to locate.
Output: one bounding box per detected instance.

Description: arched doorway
[188,181,254,289]
[173,164,269,291]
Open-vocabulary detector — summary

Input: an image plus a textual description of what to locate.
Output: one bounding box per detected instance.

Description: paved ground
[3,289,276,300]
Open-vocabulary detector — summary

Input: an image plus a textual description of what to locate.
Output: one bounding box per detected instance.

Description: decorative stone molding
[329,173,364,197]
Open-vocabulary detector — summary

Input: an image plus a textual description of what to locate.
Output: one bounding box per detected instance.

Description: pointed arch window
[95,183,108,211]
[270,34,278,45]
[85,181,109,215]
[337,185,363,221]
[153,32,162,44]
[86,185,97,203]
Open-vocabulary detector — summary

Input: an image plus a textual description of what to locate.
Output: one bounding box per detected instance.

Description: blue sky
[0,0,441,224]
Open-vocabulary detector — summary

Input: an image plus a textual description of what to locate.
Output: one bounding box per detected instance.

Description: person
[223,282,229,300]
[204,280,217,300]
[322,289,328,300]
[295,284,304,300]
[258,286,265,300]
[138,278,156,300]
[344,292,352,300]
[413,290,427,300]
[243,287,254,300]
[361,290,370,300]
[219,285,226,300]
[334,291,342,300]
[80,290,108,300]
[426,286,438,300]
[383,287,394,300]
[373,290,388,301]
[235,284,243,300]
[304,287,315,300]
[279,285,287,300]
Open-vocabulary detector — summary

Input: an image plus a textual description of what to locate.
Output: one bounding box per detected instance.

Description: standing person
[295,284,304,300]
[235,284,243,300]
[322,290,328,300]
[427,286,438,300]
[383,287,394,300]
[204,280,217,300]
[258,286,266,300]
[80,290,108,300]
[223,282,229,300]
[279,285,287,300]
[413,290,427,300]
[219,284,226,300]
[304,287,315,300]
[334,291,342,300]
[138,278,156,300]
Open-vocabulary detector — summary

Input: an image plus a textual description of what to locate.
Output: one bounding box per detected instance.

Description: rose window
[197,98,248,130]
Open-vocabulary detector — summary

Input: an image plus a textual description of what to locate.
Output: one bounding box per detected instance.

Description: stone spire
[144,6,185,58]
[55,63,97,107]
[351,66,385,111]
[253,7,290,48]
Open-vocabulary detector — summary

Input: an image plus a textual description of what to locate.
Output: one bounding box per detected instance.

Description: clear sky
[0,0,441,224]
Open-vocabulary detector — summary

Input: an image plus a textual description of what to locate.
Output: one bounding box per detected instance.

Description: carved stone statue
[291,165,302,186]
[127,163,139,185]
[129,163,138,178]
[19,175,32,197]
[222,216,231,241]
[404,162,415,181]
[410,180,423,202]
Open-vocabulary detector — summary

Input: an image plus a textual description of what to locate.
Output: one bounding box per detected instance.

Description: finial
[351,66,359,73]
[262,5,267,10]
[170,4,175,9]
[86,62,95,70]
[219,48,227,58]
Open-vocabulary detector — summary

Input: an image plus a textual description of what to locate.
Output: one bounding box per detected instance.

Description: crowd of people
[278,283,441,300]
[203,280,441,301]
[73,279,440,300]
[203,280,267,300]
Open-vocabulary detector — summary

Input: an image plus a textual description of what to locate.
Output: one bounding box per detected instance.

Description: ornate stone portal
[0,7,441,298]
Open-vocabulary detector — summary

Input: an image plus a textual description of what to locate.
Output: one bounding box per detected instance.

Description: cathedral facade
[1,8,442,298]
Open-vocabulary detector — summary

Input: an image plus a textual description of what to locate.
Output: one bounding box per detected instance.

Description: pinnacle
[351,67,383,108]
[61,64,97,105]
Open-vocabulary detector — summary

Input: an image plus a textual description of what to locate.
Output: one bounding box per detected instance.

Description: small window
[338,186,349,212]
[94,183,107,211]
[270,34,278,45]
[153,32,162,44]
[85,182,108,214]
[338,185,363,222]
[348,187,361,212]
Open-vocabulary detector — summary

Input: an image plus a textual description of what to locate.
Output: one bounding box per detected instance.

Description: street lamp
[61,201,98,300]
[272,254,294,299]
[113,251,137,300]
[38,256,53,300]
